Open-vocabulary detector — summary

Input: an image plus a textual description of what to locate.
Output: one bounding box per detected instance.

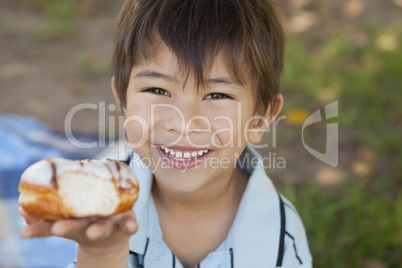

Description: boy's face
[114,43,280,194]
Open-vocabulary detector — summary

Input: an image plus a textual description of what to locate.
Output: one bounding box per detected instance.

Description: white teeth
[160,146,169,153]
[161,146,209,159]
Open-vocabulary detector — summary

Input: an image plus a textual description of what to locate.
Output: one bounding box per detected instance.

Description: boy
[20,0,312,267]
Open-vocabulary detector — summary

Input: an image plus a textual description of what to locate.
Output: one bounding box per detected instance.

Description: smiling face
[113,43,282,195]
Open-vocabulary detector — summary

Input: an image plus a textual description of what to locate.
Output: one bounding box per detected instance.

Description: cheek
[209,110,243,148]
[239,106,261,143]
[125,118,149,149]
[124,106,152,149]
[241,114,265,144]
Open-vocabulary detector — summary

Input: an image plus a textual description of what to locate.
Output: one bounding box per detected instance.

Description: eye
[205,93,233,99]
[143,87,171,96]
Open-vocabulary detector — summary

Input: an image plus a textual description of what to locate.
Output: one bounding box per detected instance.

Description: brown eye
[205,93,233,99]
[144,88,171,96]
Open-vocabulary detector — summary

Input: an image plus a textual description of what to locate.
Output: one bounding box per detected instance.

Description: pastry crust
[18,158,139,220]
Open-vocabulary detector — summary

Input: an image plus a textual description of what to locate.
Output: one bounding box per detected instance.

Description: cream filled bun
[18,158,139,220]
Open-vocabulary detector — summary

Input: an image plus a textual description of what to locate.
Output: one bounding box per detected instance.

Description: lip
[156,146,211,169]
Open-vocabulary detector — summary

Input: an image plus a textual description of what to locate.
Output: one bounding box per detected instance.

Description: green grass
[278,21,402,268]
[282,21,402,166]
[33,0,83,40]
[281,178,402,268]
[78,53,110,78]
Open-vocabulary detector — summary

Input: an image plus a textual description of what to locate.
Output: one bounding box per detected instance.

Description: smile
[160,146,209,161]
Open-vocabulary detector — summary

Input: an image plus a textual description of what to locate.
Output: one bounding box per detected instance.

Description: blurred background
[0,0,401,267]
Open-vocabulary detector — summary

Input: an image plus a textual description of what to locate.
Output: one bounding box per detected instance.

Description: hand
[19,206,138,250]
[19,207,137,267]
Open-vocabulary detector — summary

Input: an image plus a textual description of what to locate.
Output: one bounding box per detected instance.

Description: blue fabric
[0,114,105,268]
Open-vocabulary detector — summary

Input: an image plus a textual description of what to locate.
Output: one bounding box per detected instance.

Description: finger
[19,206,43,224]
[85,218,115,241]
[51,218,90,238]
[115,211,138,235]
[20,221,54,239]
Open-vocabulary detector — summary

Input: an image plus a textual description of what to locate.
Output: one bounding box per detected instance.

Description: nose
[158,98,207,136]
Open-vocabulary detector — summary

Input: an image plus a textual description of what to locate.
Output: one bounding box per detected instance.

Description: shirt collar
[230,145,281,267]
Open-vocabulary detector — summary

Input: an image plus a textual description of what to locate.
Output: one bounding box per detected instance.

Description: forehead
[132,41,248,89]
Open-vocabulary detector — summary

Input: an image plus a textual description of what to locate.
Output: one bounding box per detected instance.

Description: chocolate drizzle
[115,160,137,194]
[112,160,124,190]
[115,161,122,183]
[46,158,58,189]
[105,162,114,181]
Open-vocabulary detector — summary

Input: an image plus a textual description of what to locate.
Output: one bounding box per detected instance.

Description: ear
[111,76,126,114]
[247,94,284,144]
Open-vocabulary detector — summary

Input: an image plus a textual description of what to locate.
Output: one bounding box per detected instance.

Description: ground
[1,0,401,267]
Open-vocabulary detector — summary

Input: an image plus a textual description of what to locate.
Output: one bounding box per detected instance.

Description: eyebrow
[207,77,244,87]
[133,70,244,88]
[133,70,177,83]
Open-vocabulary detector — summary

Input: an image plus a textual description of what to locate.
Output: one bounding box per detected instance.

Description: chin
[154,172,209,194]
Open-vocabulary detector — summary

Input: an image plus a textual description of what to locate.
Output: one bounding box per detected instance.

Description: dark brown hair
[112,0,285,115]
